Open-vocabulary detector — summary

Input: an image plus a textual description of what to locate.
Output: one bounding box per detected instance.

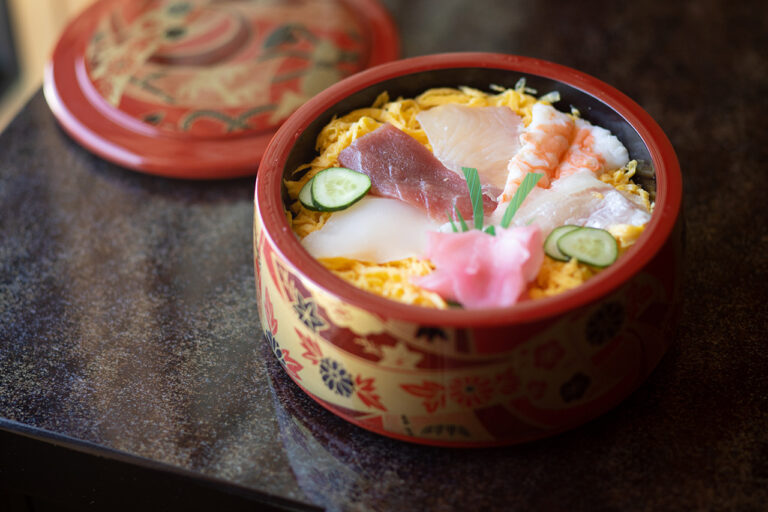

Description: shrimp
[497,103,575,204]
[493,105,631,224]
[555,119,629,180]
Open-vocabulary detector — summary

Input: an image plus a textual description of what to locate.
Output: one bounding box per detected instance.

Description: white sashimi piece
[416,104,523,192]
[506,170,651,238]
[301,197,441,263]
[585,120,629,171]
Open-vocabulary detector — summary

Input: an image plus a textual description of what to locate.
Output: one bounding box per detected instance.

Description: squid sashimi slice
[555,118,629,180]
[508,170,651,238]
[338,123,496,221]
[301,197,442,263]
[497,103,575,207]
[416,104,524,192]
[414,226,543,309]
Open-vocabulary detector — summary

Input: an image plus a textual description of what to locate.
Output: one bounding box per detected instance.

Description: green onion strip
[500,172,543,229]
[462,167,485,231]
[446,210,458,233]
[454,206,469,232]
[445,169,543,234]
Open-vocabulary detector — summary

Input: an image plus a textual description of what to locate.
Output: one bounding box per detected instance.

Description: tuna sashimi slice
[416,104,523,193]
[338,123,496,221]
[414,226,544,309]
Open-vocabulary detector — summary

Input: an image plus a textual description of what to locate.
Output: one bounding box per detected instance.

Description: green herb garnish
[461,167,484,231]
[500,172,543,229]
[444,168,542,235]
[514,77,537,95]
[454,205,469,232]
[538,91,561,104]
[447,210,458,233]
[446,167,483,232]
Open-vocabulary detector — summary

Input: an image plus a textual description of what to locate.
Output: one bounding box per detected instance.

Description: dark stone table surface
[1,0,767,510]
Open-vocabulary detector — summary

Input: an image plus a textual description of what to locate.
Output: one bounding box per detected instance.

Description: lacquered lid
[44,0,399,179]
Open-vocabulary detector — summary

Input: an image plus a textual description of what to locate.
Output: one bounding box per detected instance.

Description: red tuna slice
[338,124,497,221]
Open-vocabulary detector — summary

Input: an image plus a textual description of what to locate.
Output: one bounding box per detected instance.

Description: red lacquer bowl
[254,53,683,447]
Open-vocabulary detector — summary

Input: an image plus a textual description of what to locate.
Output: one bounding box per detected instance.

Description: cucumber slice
[298,177,322,211]
[556,227,618,268]
[544,225,581,261]
[311,167,371,211]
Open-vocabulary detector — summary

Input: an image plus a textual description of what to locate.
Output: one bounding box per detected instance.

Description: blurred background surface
[0,0,95,131]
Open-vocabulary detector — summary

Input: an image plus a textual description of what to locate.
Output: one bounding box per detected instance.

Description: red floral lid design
[44,0,399,178]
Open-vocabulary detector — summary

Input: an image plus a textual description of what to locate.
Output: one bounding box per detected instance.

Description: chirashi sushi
[284,82,653,310]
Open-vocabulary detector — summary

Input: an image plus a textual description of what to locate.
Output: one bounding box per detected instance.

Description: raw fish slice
[414,225,543,309]
[416,104,523,192]
[497,103,575,207]
[301,197,442,263]
[555,118,629,179]
[338,124,496,221]
[506,170,651,238]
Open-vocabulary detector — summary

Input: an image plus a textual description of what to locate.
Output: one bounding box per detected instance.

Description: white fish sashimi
[300,197,441,263]
[416,104,523,193]
[506,170,651,237]
[586,120,629,172]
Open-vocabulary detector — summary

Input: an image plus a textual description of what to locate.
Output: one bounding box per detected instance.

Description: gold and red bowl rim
[255,52,682,327]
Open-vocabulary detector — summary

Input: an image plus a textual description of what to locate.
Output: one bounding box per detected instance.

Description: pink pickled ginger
[414,226,544,309]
